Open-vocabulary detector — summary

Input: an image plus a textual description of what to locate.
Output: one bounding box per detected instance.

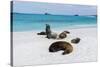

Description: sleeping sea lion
[71,38,80,44]
[49,41,73,55]
[59,31,70,39]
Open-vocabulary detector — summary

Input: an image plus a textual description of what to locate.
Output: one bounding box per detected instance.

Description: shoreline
[12,24,97,32]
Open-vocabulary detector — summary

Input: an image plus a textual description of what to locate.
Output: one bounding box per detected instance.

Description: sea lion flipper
[62,50,71,55]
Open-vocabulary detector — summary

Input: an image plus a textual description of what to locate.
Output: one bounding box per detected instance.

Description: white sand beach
[13,27,98,66]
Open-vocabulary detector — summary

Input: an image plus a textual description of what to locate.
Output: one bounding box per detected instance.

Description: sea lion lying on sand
[49,41,73,55]
[37,31,46,35]
[59,31,70,39]
[71,38,80,44]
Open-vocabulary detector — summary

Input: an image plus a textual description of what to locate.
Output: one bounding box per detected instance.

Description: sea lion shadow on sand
[49,41,73,55]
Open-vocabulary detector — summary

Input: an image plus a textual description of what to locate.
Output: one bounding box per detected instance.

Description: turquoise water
[12,13,97,32]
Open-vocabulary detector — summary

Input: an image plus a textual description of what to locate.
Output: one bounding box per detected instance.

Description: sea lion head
[46,24,50,27]
[49,42,62,52]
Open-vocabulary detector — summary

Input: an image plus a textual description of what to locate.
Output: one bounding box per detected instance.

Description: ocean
[11,13,97,32]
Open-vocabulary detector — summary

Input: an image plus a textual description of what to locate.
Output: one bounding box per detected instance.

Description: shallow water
[11,13,97,32]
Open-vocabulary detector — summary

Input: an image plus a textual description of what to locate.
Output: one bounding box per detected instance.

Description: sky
[12,1,97,15]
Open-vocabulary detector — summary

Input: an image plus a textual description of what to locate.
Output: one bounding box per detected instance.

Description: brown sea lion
[49,41,73,55]
[71,38,80,44]
[59,31,70,39]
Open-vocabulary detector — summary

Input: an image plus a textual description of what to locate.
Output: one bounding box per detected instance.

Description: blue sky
[12,1,97,15]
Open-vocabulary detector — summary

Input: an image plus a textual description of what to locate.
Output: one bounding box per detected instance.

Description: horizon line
[11,12,97,16]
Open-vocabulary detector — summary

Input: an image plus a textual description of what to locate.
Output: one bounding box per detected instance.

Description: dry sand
[12,27,98,66]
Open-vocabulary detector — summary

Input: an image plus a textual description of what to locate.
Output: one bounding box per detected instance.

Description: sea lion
[37,31,46,35]
[49,41,73,55]
[45,24,52,39]
[45,24,58,39]
[59,31,70,39]
[71,38,80,44]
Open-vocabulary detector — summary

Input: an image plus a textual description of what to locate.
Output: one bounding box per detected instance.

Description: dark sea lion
[59,31,70,39]
[49,41,73,55]
[37,31,46,35]
[45,24,52,39]
[71,38,80,44]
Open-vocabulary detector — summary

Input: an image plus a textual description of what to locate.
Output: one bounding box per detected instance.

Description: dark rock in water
[37,31,46,35]
[49,41,73,55]
[71,38,80,44]
[59,31,70,39]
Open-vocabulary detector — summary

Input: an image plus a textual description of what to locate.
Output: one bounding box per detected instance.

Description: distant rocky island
[74,14,79,16]
[92,15,97,17]
[45,13,51,15]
